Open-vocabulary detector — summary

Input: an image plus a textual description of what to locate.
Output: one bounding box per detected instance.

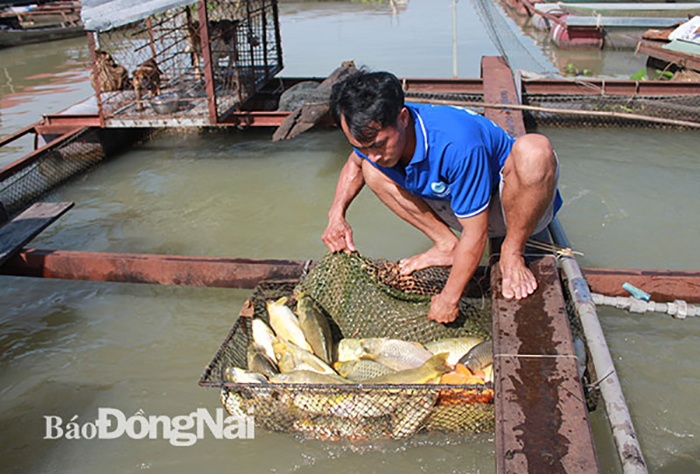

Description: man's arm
[428,211,489,323]
[322,151,366,252]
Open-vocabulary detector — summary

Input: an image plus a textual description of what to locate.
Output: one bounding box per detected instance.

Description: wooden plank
[0,202,73,267]
[492,256,598,473]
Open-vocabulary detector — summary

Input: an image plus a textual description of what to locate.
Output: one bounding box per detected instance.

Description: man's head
[330,71,412,167]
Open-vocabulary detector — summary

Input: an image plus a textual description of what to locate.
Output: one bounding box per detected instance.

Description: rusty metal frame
[1,249,308,289]
[36,76,699,133]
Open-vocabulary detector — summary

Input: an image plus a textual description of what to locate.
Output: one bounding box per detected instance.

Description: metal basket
[199,276,495,441]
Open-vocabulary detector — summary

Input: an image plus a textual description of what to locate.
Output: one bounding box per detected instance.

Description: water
[1,1,699,473]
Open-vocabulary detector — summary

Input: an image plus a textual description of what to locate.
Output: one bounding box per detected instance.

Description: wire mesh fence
[3,130,97,217]
[523,92,700,129]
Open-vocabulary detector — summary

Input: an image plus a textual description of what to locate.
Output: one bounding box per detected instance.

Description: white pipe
[549,217,648,473]
[592,293,699,318]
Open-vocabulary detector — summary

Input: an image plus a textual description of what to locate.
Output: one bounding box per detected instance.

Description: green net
[296,252,492,344]
[201,252,494,441]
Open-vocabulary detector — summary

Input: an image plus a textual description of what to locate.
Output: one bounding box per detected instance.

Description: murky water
[1,1,699,473]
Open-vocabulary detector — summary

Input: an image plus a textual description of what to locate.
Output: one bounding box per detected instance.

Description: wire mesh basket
[200,253,495,441]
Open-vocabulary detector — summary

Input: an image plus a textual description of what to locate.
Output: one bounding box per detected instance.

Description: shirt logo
[430,181,450,197]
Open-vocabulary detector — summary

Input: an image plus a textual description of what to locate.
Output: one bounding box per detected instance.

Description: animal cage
[80,0,283,127]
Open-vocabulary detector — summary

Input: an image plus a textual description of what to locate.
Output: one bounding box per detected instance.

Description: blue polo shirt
[354,102,518,218]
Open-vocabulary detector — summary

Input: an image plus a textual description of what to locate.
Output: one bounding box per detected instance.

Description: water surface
[1,1,699,473]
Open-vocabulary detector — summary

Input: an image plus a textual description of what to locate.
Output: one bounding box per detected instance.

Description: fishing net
[0,128,150,218]
[200,252,495,441]
[295,252,492,344]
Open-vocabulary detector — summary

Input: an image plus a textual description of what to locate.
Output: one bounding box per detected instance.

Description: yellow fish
[266,297,313,352]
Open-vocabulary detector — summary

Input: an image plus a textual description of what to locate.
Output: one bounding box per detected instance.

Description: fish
[482,364,494,383]
[220,388,247,418]
[457,340,493,373]
[336,338,366,362]
[269,369,351,384]
[327,391,400,418]
[425,336,484,366]
[247,342,279,378]
[224,366,268,384]
[272,338,336,375]
[360,338,434,371]
[391,388,440,439]
[266,297,313,352]
[334,359,397,382]
[296,292,333,364]
[285,389,394,419]
[292,415,391,442]
[363,353,451,385]
[251,318,277,362]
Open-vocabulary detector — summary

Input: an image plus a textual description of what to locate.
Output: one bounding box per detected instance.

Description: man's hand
[427,292,460,324]
[321,215,356,253]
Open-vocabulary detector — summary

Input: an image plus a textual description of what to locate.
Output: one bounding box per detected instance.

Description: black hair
[329,70,405,143]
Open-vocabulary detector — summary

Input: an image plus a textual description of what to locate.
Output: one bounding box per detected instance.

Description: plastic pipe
[549,217,648,473]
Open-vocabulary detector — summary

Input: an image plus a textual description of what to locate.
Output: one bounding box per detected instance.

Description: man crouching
[322,70,562,323]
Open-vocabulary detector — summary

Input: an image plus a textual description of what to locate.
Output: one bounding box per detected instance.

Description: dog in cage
[132,58,163,111]
[90,50,130,93]
[185,18,240,85]
[185,19,204,80]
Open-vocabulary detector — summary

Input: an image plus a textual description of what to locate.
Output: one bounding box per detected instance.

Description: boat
[637,16,700,74]
[0,0,84,47]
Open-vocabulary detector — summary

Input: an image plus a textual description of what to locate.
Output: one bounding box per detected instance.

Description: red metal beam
[493,256,599,473]
[482,57,598,473]
[1,249,309,289]
[0,123,37,148]
[35,76,700,131]
[220,110,292,127]
[481,56,526,138]
[582,267,700,304]
[41,115,102,130]
[401,77,484,94]
[522,78,700,96]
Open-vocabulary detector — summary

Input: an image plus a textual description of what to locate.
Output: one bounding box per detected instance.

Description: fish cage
[200,252,497,441]
[80,0,283,127]
[522,92,700,129]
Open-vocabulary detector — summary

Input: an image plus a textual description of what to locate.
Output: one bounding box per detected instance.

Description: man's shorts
[425,158,560,238]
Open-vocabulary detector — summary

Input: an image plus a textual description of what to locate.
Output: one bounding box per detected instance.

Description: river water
[1,1,699,473]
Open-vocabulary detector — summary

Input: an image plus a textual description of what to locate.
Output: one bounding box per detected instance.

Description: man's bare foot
[399,245,455,275]
[500,253,538,300]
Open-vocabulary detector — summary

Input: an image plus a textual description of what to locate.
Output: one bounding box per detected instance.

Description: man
[322,71,561,323]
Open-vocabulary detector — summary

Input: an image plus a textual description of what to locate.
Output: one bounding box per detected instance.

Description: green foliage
[630,68,675,81]
[630,69,647,81]
[563,62,591,77]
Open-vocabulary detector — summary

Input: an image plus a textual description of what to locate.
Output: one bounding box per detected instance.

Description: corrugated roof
[81,0,197,32]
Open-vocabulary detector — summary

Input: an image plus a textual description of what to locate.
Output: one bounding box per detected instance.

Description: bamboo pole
[549,217,648,474]
[408,96,700,129]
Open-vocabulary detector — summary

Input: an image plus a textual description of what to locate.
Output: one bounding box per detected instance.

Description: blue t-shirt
[354,102,519,218]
